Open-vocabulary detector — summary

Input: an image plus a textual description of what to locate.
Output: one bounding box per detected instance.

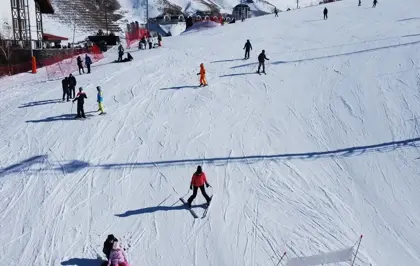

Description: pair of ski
[179,195,214,219]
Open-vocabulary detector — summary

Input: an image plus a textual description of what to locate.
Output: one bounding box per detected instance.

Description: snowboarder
[257,50,269,74]
[372,0,377,7]
[62,77,70,102]
[77,56,84,75]
[197,63,207,86]
[103,234,117,259]
[118,44,124,61]
[73,87,87,118]
[358,0,361,6]
[148,36,153,49]
[187,166,211,208]
[274,7,279,17]
[323,7,328,20]
[243,39,252,59]
[97,86,105,114]
[68,74,76,99]
[85,54,92,74]
[107,240,130,266]
[157,33,162,46]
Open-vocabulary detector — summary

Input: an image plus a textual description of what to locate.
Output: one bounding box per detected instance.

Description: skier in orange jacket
[197,63,208,87]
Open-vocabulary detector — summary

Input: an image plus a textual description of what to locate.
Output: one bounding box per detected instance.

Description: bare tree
[0,21,13,75]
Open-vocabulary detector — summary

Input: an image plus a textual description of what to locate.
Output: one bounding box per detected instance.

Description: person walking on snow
[187,166,211,208]
[77,56,84,74]
[323,7,328,20]
[358,0,361,6]
[107,240,130,266]
[198,63,208,86]
[97,86,105,114]
[372,0,377,7]
[85,54,92,74]
[68,74,77,98]
[274,7,279,17]
[243,39,252,59]
[62,77,70,102]
[73,87,87,118]
[257,50,269,74]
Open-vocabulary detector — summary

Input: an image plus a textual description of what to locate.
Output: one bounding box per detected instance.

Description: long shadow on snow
[61,258,106,266]
[160,85,198,90]
[19,99,62,108]
[211,58,244,63]
[26,112,96,123]
[116,204,206,217]
[219,72,257,77]
[0,155,48,178]
[230,40,420,68]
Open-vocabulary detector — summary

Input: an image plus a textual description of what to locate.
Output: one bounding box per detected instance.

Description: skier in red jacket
[187,166,211,207]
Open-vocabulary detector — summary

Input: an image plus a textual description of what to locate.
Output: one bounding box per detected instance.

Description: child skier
[197,63,208,86]
[97,86,105,114]
[103,234,117,259]
[107,240,130,266]
[187,166,211,208]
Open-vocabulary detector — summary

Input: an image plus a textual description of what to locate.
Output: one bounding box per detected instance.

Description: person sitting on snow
[103,234,117,259]
[108,240,130,266]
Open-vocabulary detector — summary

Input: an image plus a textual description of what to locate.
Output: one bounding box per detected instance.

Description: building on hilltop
[232,4,250,21]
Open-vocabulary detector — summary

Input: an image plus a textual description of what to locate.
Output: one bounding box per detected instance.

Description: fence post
[32,56,37,74]
[351,235,363,266]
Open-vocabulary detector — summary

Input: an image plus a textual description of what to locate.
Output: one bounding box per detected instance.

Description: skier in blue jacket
[97,86,105,114]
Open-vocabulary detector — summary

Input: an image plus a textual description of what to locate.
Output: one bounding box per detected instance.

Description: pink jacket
[108,248,127,266]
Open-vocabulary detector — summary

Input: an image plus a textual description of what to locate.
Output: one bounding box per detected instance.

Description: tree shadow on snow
[160,85,198,90]
[19,99,62,108]
[61,258,106,266]
[116,203,206,217]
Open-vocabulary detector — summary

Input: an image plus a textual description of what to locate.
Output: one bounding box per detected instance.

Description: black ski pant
[62,89,69,101]
[149,42,152,49]
[244,49,250,59]
[188,185,211,204]
[324,14,328,20]
[87,64,91,74]
[69,86,75,98]
[77,103,85,118]
[257,62,265,73]
[78,65,84,74]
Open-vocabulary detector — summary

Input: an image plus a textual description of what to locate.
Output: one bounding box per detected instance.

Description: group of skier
[242,39,270,74]
[77,54,92,74]
[61,74,77,101]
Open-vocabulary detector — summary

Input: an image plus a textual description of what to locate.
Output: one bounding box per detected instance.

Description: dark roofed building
[232,4,251,21]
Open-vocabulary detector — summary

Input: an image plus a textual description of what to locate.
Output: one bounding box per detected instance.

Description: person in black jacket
[323,7,328,20]
[372,0,377,7]
[257,50,269,74]
[62,77,70,102]
[68,74,77,98]
[243,39,252,59]
[85,54,92,74]
[72,87,87,118]
[103,234,117,259]
[77,56,84,74]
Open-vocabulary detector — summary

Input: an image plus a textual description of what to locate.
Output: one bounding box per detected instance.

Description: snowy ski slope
[2,0,420,265]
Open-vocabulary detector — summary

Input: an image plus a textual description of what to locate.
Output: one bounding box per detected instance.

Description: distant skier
[187,166,211,208]
[73,87,87,119]
[358,0,361,6]
[118,44,124,61]
[257,50,269,74]
[85,54,92,74]
[97,86,105,114]
[157,33,162,46]
[68,74,76,98]
[62,77,70,102]
[323,7,328,20]
[372,0,377,7]
[103,234,117,259]
[77,56,84,74]
[197,63,208,86]
[148,36,153,49]
[107,240,131,266]
[274,7,279,17]
[243,39,252,59]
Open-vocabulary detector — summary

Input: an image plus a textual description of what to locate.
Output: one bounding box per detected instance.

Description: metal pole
[26,0,33,57]
[105,0,108,34]
[351,235,363,266]
[296,0,299,9]
[146,0,149,30]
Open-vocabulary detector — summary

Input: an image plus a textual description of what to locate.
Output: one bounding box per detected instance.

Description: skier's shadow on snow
[160,85,198,90]
[116,204,206,217]
[19,99,62,108]
[61,258,105,266]
[219,72,257,77]
[211,58,243,63]
[26,112,95,123]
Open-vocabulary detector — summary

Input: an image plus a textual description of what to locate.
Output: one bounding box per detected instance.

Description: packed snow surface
[2,1,420,265]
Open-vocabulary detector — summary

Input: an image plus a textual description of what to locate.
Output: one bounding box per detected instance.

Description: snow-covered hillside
[2,0,420,265]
